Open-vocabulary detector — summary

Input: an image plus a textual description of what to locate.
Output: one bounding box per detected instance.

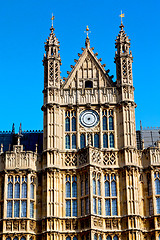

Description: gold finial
[84,25,91,38]
[51,13,55,27]
[119,10,125,24]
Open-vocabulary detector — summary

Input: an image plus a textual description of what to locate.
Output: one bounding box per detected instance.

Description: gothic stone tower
[41,20,160,240]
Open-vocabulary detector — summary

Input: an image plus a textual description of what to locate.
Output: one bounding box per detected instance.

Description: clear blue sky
[0,0,159,132]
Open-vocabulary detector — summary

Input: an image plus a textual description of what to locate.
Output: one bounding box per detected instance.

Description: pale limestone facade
[0,22,160,240]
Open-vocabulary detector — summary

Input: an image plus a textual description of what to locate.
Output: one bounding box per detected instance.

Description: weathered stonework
[0,21,159,240]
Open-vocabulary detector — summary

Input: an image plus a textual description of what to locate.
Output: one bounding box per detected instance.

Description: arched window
[6,238,11,240]
[111,175,117,197]
[99,235,102,240]
[105,179,110,197]
[159,235,160,240]
[93,178,96,195]
[109,116,114,130]
[97,179,101,196]
[15,183,20,198]
[103,116,107,130]
[103,133,108,148]
[113,236,118,240]
[73,237,77,240]
[22,182,27,198]
[72,177,77,198]
[14,237,18,240]
[66,237,71,240]
[107,236,112,240]
[80,134,85,148]
[65,117,70,131]
[94,134,99,148]
[109,133,114,148]
[72,117,76,131]
[66,180,71,198]
[94,234,97,240]
[8,183,13,198]
[85,80,93,88]
[72,134,76,149]
[30,183,34,199]
[21,237,26,240]
[65,135,70,149]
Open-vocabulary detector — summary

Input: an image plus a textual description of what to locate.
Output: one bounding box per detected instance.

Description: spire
[114,13,133,88]
[44,15,61,60]
[85,25,90,49]
[43,15,61,89]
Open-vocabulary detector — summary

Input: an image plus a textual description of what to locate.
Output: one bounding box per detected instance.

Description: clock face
[79,110,99,128]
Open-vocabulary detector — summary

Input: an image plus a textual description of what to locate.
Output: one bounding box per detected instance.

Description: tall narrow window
[72,117,76,131]
[97,179,101,196]
[109,116,114,130]
[93,197,97,214]
[93,178,96,195]
[66,200,71,217]
[30,201,34,218]
[21,200,27,217]
[7,201,12,217]
[102,109,115,149]
[72,176,77,198]
[85,176,89,195]
[104,173,117,216]
[103,115,107,130]
[94,134,99,148]
[22,176,27,198]
[30,183,34,199]
[109,133,114,148]
[65,135,70,149]
[113,236,118,240]
[14,201,20,217]
[72,199,77,216]
[80,134,85,148]
[15,176,20,198]
[98,199,101,215]
[72,134,76,149]
[155,172,160,214]
[66,175,77,217]
[103,133,108,148]
[65,117,70,132]
[66,176,71,198]
[107,236,112,240]
[94,235,97,240]
[8,176,13,198]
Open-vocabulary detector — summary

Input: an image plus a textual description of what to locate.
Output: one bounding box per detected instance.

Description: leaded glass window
[103,133,108,148]
[154,172,160,214]
[109,116,114,130]
[30,201,34,218]
[109,133,114,148]
[65,175,77,217]
[21,200,27,217]
[7,201,12,217]
[65,135,70,149]
[80,134,85,149]
[94,134,99,148]
[72,134,76,149]
[14,201,20,217]
[104,173,117,216]
[72,200,77,216]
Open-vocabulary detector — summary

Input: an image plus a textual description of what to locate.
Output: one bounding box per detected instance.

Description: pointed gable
[62,40,114,90]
